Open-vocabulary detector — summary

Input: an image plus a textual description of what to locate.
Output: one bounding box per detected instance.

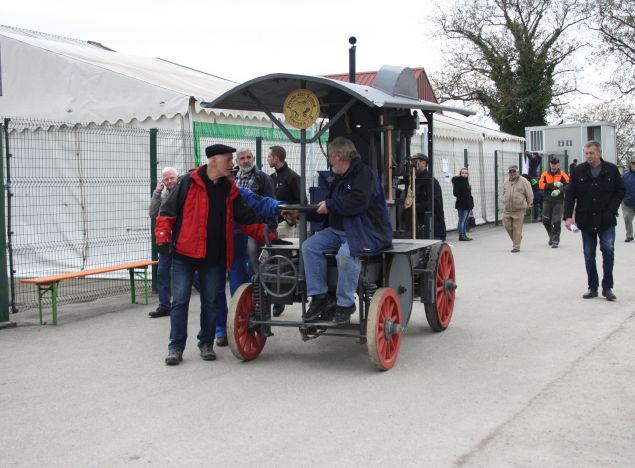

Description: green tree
[431,0,588,136]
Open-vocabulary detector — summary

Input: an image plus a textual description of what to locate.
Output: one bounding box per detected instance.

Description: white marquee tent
[1,25,523,281]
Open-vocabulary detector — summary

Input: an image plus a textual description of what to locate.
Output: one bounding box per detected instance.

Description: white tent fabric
[433,114,525,143]
[0,29,266,124]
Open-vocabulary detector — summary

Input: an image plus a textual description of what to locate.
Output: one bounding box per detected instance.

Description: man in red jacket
[155,144,267,365]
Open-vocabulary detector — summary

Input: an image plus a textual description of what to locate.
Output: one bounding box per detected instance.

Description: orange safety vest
[538,171,570,191]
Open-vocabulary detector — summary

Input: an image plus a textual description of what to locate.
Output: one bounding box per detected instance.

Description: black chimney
[348,36,357,84]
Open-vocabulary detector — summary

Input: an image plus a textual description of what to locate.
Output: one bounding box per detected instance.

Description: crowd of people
[148,138,632,365]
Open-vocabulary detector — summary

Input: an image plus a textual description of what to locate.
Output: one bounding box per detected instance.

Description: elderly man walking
[502,165,533,253]
[155,144,268,365]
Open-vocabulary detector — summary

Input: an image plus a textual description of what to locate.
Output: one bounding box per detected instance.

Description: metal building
[525,122,617,164]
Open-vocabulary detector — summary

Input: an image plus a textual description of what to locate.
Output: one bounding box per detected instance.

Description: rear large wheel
[228,283,267,361]
[367,288,403,371]
[424,243,456,332]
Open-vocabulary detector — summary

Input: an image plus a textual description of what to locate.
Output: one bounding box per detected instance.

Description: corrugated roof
[323,67,438,103]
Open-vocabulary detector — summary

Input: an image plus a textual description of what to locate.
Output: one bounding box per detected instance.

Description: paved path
[1,222,634,467]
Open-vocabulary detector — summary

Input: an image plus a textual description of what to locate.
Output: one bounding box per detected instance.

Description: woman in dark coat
[452,167,475,241]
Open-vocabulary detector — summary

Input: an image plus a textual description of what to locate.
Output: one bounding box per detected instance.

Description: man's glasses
[508,170,517,173]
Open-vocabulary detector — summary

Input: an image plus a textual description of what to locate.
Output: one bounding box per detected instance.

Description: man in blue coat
[622,159,635,242]
[302,137,392,324]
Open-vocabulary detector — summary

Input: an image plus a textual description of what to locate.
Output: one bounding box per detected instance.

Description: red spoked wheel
[367,288,403,371]
[424,243,456,332]
[228,283,267,361]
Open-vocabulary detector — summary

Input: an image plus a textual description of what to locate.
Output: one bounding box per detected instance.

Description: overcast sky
[1,0,612,126]
[1,0,448,83]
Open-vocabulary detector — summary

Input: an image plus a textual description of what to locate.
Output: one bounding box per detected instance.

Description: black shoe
[199,344,217,361]
[303,294,337,321]
[459,235,472,241]
[625,237,634,242]
[216,336,228,347]
[548,240,553,246]
[551,243,559,248]
[272,304,285,317]
[165,349,183,365]
[333,304,355,325]
[602,289,616,301]
[582,289,598,299]
[149,306,170,318]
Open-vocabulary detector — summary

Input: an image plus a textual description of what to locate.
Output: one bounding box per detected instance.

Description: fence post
[564,149,569,172]
[149,128,158,291]
[518,152,523,172]
[494,150,500,226]
[464,148,468,168]
[255,136,263,168]
[0,121,9,322]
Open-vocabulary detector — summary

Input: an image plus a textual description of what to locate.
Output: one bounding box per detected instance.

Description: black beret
[550,157,559,164]
[205,144,236,158]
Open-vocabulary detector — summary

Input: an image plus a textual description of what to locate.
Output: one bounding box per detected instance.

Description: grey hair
[327,136,359,161]
[236,147,253,157]
[161,166,178,176]
[584,140,602,153]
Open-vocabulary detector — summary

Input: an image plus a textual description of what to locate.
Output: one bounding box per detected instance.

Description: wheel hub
[383,318,403,339]
[444,279,457,295]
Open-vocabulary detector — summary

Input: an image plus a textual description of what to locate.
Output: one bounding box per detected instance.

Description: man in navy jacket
[301,137,392,324]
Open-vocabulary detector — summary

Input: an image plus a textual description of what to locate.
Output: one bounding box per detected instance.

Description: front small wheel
[367,288,402,371]
[424,243,456,332]
[228,283,266,361]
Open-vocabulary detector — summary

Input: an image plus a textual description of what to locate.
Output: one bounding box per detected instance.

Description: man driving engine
[302,137,392,324]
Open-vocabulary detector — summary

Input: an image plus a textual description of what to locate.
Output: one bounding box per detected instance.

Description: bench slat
[21,260,158,285]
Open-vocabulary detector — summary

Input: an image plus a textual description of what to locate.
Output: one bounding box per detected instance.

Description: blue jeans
[156,252,172,310]
[215,231,254,339]
[457,209,470,236]
[229,231,250,293]
[169,258,226,351]
[581,227,615,290]
[302,227,361,307]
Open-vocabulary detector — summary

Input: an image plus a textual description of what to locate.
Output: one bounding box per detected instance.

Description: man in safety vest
[539,157,570,248]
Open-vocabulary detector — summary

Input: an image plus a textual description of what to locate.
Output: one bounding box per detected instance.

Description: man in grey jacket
[149,166,178,317]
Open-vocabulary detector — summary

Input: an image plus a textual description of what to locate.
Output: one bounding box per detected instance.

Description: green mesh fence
[2,116,518,315]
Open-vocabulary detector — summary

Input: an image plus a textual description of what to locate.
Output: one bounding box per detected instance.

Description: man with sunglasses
[502,165,533,253]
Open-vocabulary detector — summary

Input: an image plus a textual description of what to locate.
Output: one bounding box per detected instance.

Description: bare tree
[568,99,635,165]
[589,0,635,95]
[431,0,588,136]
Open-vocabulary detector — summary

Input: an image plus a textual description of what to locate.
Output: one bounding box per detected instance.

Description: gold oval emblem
[283,89,320,129]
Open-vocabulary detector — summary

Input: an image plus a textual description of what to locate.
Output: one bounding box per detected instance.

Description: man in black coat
[267,145,301,316]
[564,140,625,301]
[407,153,446,240]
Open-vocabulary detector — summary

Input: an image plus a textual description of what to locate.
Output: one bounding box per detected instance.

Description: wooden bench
[21,260,158,326]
